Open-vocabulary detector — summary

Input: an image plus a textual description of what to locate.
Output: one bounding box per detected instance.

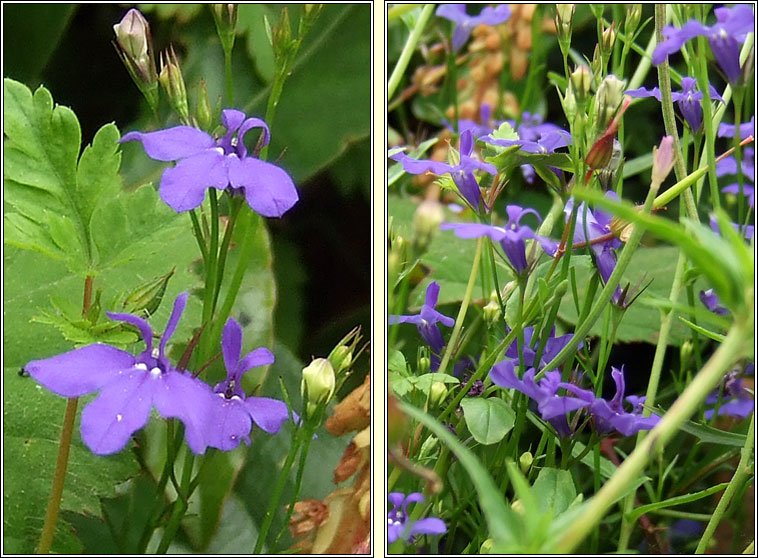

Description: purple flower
[444,103,494,139]
[718,146,754,208]
[436,4,511,51]
[482,113,571,184]
[25,293,213,455]
[699,288,729,315]
[390,129,496,209]
[207,318,293,450]
[565,192,624,302]
[705,363,754,420]
[718,116,754,139]
[441,205,558,273]
[626,77,725,131]
[121,109,298,216]
[588,366,660,436]
[490,360,593,422]
[388,281,455,355]
[709,215,754,242]
[652,5,754,83]
[387,492,447,544]
[504,326,581,369]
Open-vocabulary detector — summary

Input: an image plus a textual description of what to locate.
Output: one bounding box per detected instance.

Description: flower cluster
[122,109,299,217]
[26,294,294,455]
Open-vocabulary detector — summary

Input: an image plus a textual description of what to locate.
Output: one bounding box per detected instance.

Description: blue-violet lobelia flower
[717,146,754,208]
[709,215,754,242]
[651,5,754,83]
[390,129,496,209]
[436,4,511,52]
[387,492,447,544]
[121,109,298,216]
[718,116,754,140]
[587,366,660,436]
[503,325,582,370]
[565,192,623,302]
[25,293,212,455]
[388,281,454,358]
[626,77,724,131]
[208,318,294,450]
[704,363,754,420]
[699,288,729,316]
[441,205,558,273]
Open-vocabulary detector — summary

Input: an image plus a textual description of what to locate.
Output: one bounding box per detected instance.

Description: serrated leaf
[461,397,516,445]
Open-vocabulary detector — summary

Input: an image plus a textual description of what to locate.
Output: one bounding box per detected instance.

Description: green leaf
[678,316,726,343]
[461,397,516,445]
[677,419,748,447]
[238,4,277,83]
[531,467,576,517]
[388,349,409,374]
[412,373,459,392]
[625,483,729,523]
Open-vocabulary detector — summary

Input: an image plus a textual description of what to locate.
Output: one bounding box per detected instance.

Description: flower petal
[410,517,447,537]
[159,150,229,212]
[236,347,275,379]
[120,127,215,161]
[245,396,291,434]
[106,312,154,353]
[222,318,243,379]
[152,371,213,454]
[237,117,271,157]
[80,368,152,454]
[389,151,454,176]
[221,109,246,133]
[228,157,299,217]
[26,344,135,398]
[207,395,252,450]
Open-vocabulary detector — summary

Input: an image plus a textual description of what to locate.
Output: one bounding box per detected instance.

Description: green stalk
[272,429,315,550]
[695,413,755,554]
[212,197,244,308]
[37,274,94,554]
[556,319,753,553]
[695,34,720,211]
[388,4,435,102]
[437,237,482,375]
[224,48,234,106]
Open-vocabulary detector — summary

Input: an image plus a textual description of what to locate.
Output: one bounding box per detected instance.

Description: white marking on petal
[151,348,160,358]
[150,367,162,377]
[230,395,243,402]
[135,363,148,371]
[116,414,123,422]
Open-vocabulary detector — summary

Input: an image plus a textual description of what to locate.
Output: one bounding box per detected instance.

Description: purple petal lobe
[389,152,453,176]
[221,109,246,133]
[410,517,447,536]
[106,312,154,353]
[80,368,153,455]
[236,347,275,378]
[222,318,243,378]
[245,396,291,434]
[152,371,213,454]
[228,157,299,217]
[159,150,229,212]
[120,127,215,161]
[26,344,135,398]
[207,395,252,450]
[237,117,271,155]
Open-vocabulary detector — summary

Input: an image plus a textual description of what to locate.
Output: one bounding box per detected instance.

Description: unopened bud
[625,5,642,35]
[600,21,617,58]
[519,451,534,474]
[511,499,525,514]
[159,46,189,123]
[562,83,577,122]
[480,539,495,554]
[196,80,213,131]
[595,74,627,131]
[555,5,575,49]
[301,358,336,416]
[271,7,295,60]
[211,4,238,52]
[418,355,431,374]
[113,9,159,110]
[329,345,352,375]
[483,299,502,325]
[651,135,675,187]
[413,199,444,253]
[569,65,592,106]
[122,268,175,318]
[429,382,448,407]
[597,139,623,190]
[680,339,694,370]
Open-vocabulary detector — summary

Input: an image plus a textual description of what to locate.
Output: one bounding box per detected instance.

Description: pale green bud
[562,83,577,122]
[511,499,525,514]
[429,381,448,407]
[122,268,175,318]
[196,80,213,132]
[418,355,431,374]
[329,345,353,375]
[569,65,592,106]
[483,299,502,325]
[680,339,694,371]
[159,46,189,123]
[595,74,627,131]
[600,21,617,58]
[211,4,238,52]
[301,358,336,416]
[480,539,495,554]
[555,4,575,49]
[113,8,159,111]
[519,451,534,474]
[625,5,642,35]
[413,200,444,253]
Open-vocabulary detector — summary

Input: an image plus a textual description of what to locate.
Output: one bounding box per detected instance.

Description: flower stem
[695,412,755,553]
[224,47,234,106]
[437,237,482,376]
[388,4,435,102]
[557,318,753,553]
[37,274,94,554]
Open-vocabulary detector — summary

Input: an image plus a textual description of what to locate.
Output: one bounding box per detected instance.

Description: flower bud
[122,268,175,318]
[651,135,675,187]
[329,345,352,375]
[301,358,336,417]
[113,9,159,111]
[519,451,534,474]
[196,79,213,131]
[554,5,575,51]
[561,83,578,122]
[511,499,525,514]
[597,139,623,190]
[413,199,445,253]
[483,298,502,325]
[625,5,642,35]
[418,355,431,374]
[595,74,627,131]
[569,65,592,106]
[600,21,617,59]
[211,4,238,52]
[429,381,448,407]
[159,46,190,123]
[480,539,495,553]
[680,339,694,371]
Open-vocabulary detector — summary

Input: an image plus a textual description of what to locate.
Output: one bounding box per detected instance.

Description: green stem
[212,197,243,308]
[695,412,755,553]
[272,429,315,550]
[437,237,482,375]
[695,34,719,211]
[224,47,234,106]
[388,4,435,102]
[556,319,753,552]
